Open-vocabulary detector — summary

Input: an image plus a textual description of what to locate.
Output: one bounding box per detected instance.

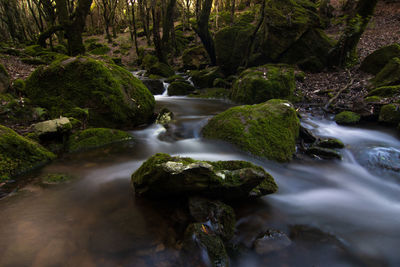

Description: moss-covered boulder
[141,78,165,95]
[131,153,278,199]
[231,65,295,104]
[215,24,254,75]
[168,81,196,96]
[315,138,344,149]
[68,128,133,152]
[367,85,400,98]
[182,46,209,70]
[379,104,400,125]
[24,45,45,56]
[87,43,111,55]
[361,44,400,75]
[0,63,10,93]
[306,146,342,160]
[371,57,400,88]
[190,67,224,89]
[334,111,361,125]
[24,57,155,128]
[0,125,55,181]
[202,99,300,162]
[189,88,230,99]
[148,62,175,78]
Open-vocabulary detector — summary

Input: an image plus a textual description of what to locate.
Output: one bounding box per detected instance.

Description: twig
[323,69,354,112]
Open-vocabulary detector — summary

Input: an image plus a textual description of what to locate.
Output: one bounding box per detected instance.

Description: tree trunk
[328,0,378,67]
[194,0,216,65]
[230,0,235,25]
[162,0,176,51]
[152,0,166,63]
[138,0,151,45]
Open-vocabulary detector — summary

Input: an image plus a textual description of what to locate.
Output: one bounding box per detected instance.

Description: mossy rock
[0,93,37,124]
[371,57,400,88]
[34,117,72,137]
[182,46,209,70]
[131,153,278,199]
[379,104,400,125]
[190,67,224,89]
[24,57,155,128]
[11,79,25,95]
[306,146,342,160]
[364,96,382,103]
[189,88,230,99]
[148,62,175,78]
[0,63,10,93]
[215,24,255,75]
[202,99,300,162]
[87,43,111,55]
[334,111,360,125]
[24,45,45,56]
[21,57,47,65]
[361,44,400,75]
[36,51,70,64]
[168,81,195,96]
[165,75,187,83]
[231,65,295,104]
[142,79,165,95]
[367,85,400,97]
[68,128,133,152]
[0,124,55,182]
[142,54,158,70]
[315,138,344,149]
[258,0,321,62]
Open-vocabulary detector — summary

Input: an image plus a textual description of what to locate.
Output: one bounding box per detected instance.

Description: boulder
[155,108,174,125]
[231,64,295,104]
[182,46,209,70]
[0,124,55,181]
[168,81,196,96]
[334,111,360,125]
[315,138,344,149]
[202,99,300,162]
[68,128,133,152]
[367,85,400,98]
[215,24,254,75]
[379,104,400,125]
[253,229,292,255]
[371,57,400,88]
[190,67,224,89]
[33,117,72,137]
[131,153,278,199]
[24,57,155,128]
[361,44,400,75]
[142,79,165,95]
[148,62,175,78]
[0,63,10,93]
[306,146,342,160]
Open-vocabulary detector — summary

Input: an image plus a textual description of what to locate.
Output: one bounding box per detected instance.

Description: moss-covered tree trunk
[195,0,216,65]
[161,0,176,51]
[151,0,166,63]
[328,0,378,67]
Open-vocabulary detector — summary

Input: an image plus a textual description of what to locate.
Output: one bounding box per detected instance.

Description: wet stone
[253,229,292,255]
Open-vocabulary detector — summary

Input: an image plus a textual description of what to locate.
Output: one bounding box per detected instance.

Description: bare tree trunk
[194,0,216,65]
[151,0,166,63]
[162,0,176,52]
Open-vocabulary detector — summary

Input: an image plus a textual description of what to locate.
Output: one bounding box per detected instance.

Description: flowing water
[0,86,400,266]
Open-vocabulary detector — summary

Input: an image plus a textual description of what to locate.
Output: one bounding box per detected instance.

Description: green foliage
[0,124,55,182]
[24,45,45,56]
[68,128,133,152]
[334,111,361,125]
[202,99,300,162]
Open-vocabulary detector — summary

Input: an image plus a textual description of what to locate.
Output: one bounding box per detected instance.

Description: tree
[98,0,118,43]
[194,0,216,65]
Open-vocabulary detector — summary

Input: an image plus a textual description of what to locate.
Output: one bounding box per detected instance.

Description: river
[0,87,399,266]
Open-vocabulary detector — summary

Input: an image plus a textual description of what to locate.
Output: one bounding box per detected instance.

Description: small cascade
[162,81,170,96]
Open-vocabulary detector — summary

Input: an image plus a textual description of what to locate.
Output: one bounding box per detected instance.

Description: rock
[379,104,400,125]
[24,57,155,128]
[334,111,361,125]
[0,94,37,124]
[289,225,343,245]
[188,197,236,241]
[165,75,187,83]
[371,57,400,88]
[202,99,300,162]
[361,44,400,75]
[183,223,229,267]
[131,153,278,199]
[306,146,342,160]
[156,108,174,125]
[299,126,317,143]
[189,88,230,99]
[168,81,196,96]
[215,24,254,75]
[182,46,209,70]
[315,138,344,149]
[148,62,175,78]
[0,124,55,181]
[367,85,400,97]
[68,128,133,152]
[33,117,72,137]
[190,67,224,89]
[24,45,45,56]
[231,65,295,104]
[142,79,165,95]
[87,43,110,55]
[0,63,10,93]
[253,229,292,255]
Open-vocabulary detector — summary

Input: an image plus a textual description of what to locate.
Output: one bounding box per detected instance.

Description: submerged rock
[131,153,278,199]
[202,99,300,162]
[24,57,155,128]
[253,229,292,255]
[306,146,342,160]
[231,65,295,104]
[0,125,55,181]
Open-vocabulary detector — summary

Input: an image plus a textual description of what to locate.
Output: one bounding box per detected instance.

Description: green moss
[68,128,133,152]
[165,75,186,83]
[231,64,295,104]
[36,51,70,64]
[21,57,46,65]
[87,43,110,55]
[142,54,158,70]
[182,45,209,70]
[334,111,361,125]
[361,44,400,75]
[364,96,382,103]
[190,67,223,89]
[24,57,155,128]
[24,45,45,56]
[12,79,25,94]
[0,94,36,124]
[316,138,344,149]
[168,81,195,96]
[53,44,68,54]
[189,88,230,99]
[202,99,300,162]
[371,57,400,88]
[0,124,55,182]
[148,62,175,77]
[379,104,400,125]
[368,85,400,97]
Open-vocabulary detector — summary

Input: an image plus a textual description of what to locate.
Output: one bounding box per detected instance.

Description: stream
[0,81,400,266]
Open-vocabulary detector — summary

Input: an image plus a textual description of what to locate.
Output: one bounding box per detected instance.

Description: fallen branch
[323,69,354,112]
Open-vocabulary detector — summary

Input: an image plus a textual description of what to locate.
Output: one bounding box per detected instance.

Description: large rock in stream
[202,99,300,162]
[24,57,155,128]
[131,153,278,200]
